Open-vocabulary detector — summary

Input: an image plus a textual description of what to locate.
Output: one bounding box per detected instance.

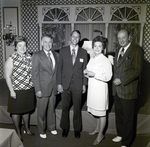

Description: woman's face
[93,41,103,55]
[16,41,26,54]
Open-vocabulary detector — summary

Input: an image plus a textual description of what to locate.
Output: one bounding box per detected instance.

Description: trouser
[60,87,82,131]
[37,91,56,134]
[114,95,135,146]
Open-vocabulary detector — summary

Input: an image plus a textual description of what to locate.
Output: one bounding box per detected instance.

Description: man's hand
[82,85,86,94]
[113,78,121,86]
[36,91,42,98]
[57,84,63,93]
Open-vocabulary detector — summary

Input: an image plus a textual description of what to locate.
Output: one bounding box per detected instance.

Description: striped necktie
[118,48,125,61]
[47,52,53,69]
[72,48,76,65]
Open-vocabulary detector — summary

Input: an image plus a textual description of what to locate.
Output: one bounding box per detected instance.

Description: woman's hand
[84,69,95,78]
[87,71,95,77]
[83,69,88,74]
[10,90,16,99]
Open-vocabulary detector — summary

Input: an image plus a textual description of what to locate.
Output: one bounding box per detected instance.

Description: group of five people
[4,28,143,147]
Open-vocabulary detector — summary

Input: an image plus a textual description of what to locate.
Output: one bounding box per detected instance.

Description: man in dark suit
[57,30,88,138]
[112,29,143,147]
[32,34,58,139]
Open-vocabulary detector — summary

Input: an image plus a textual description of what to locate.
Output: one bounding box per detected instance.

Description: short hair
[14,36,27,48]
[70,30,81,39]
[41,34,53,41]
[92,36,108,49]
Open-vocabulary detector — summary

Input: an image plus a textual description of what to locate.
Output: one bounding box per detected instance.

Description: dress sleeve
[94,58,112,82]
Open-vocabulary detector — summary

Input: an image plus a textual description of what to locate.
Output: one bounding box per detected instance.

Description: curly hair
[14,36,27,48]
[92,36,108,50]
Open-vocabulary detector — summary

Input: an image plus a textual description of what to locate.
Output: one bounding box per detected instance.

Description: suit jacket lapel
[115,44,133,69]
[67,46,74,66]
[74,47,82,66]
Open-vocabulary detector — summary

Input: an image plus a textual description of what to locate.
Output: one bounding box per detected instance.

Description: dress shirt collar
[43,49,52,55]
[70,45,78,53]
[120,42,131,54]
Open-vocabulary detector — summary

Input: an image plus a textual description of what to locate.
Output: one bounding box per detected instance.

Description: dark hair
[92,36,108,49]
[41,34,53,40]
[78,38,89,47]
[14,36,27,48]
[70,30,81,39]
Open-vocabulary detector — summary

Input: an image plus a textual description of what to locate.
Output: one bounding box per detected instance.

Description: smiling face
[16,41,26,54]
[117,29,130,47]
[70,31,80,46]
[93,41,103,55]
[41,36,53,51]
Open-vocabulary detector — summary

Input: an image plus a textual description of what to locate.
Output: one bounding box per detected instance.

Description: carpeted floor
[0,123,149,147]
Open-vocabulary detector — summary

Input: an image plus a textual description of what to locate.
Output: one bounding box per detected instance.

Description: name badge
[80,58,84,62]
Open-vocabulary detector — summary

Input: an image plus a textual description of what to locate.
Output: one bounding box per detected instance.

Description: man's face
[70,32,80,46]
[117,30,130,47]
[42,37,53,51]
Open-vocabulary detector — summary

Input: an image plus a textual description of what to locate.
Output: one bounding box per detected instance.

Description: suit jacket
[32,49,59,96]
[112,43,143,99]
[57,46,88,91]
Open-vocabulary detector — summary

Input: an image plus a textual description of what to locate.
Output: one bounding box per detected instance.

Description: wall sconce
[3,21,17,46]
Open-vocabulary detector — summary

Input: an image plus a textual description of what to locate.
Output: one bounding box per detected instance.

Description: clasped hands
[83,69,95,78]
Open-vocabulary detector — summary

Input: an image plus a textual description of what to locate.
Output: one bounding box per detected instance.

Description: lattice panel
[140,5,150,99]
[21,0,150,55]
[21,3,39,53]
[143,5,150,62]
[0,0,3,79]
[21,0,150,5]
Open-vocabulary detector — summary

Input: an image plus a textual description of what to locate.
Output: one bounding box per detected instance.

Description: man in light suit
[32,34,58,139]
[112,29,143,147]
[57,30,88,138]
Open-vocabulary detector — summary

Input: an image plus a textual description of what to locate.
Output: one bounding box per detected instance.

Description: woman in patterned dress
[4,36,36,141]
[84,36,112,145]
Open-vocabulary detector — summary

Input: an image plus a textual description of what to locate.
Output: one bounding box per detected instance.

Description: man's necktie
[72,48,76,65]
[47,52,53,69]
[118,48,125,61]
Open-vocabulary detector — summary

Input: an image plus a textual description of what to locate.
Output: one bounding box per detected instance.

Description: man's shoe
[121,146,127,147]
[39,134,47,139]
[62,130,68,138]
[74,131,80,139]
[51,130,57,135]
[112,136,122,142]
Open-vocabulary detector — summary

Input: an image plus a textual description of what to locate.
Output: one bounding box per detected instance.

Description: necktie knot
[47,52,50,57]
[120,48,124,57]
[118,48,125,62]
[72,48,75,55]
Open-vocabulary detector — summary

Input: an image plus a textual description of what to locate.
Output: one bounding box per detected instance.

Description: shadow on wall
[136,58,150,114]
